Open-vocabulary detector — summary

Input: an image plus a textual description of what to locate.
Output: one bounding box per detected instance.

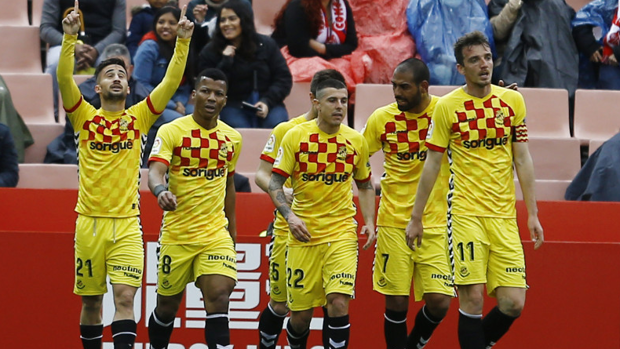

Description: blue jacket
[133,39,192,110]
[126,6,155,59]
[0,123,18,187]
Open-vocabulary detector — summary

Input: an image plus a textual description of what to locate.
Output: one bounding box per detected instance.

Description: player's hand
[255,102,269,118]
[223,45,236,57]
[529,215,544,250]
[361,224,376,250]
[61,0,81,36]
[193,4,208,24]
[287,213,311,242]
[498,80,518,91]
[405,218,423,251]
[590,48,603,63]
[158,191,177,211]
[176,5,195,39]
[283,187,294,205]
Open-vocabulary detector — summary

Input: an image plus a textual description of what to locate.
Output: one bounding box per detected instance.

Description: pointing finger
[180,5,187,19]
[74,0,79,14]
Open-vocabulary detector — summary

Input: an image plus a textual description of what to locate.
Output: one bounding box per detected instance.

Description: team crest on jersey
[264,134,276,153]
[161,279,172,289]
[76,280,85,289]
[337,146,347,161]
[119,118,129,131]
[377,277,387,287]
[272,285,281,295]
[459,266,470,278]
[218,143,229,159]
[495,110,506,126]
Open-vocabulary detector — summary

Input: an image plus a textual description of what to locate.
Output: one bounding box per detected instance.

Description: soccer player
[147,68,241,349]
[406,31,544,349]
[58,2,193,348]
[362,58,453,349]
[255,69,347,349]
[268,79,376,349]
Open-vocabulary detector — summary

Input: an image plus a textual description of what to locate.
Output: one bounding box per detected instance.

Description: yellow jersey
[58,34,190,217]
[362,97,450,229]
[426,85,528,218]
[149,117,242,244]
[273,121,371,246]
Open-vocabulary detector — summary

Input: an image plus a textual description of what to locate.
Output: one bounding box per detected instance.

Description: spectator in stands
[488,0,522,77]
[487,0,579,94]
[572,0,620,90]
[0,123,19,188]
[271,0,358,59]
[126,0,169,59]
[0,76,34,163]
[45,44,150,165]
[40,0,126,119]
[134,6,196,128]
[199,0,292,128]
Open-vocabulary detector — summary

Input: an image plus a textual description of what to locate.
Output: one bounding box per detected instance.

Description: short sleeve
[228,134,243,176]
[260,123,288,163]
[362,111,383,156]
[353,136,371,182]
[148,123,175,167]
[426,100,452,153]
[272,129,297,178]
[511,92,528,143]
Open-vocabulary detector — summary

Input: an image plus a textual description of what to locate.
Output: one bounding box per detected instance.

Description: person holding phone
[198,0,293,128]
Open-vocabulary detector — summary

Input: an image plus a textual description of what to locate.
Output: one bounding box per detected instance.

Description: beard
[396,91,422,112]
[103,90,127,102]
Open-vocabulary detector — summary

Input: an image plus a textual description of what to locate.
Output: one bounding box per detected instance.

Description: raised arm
[148,6,194,113]
[405,149,443,250]
[57,1,84,120]
[513,142,544,249]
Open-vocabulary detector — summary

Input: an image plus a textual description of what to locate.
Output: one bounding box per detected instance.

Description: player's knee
[424,294,451,319]
[82,295,103,314]
[114,290,136,312]
[498,295,525,317]
[326,294,350,317]
[385,295,409,313]
[459,288,485,313]
[290,311,313,331]
[270,300,289,316]
[156,296,182,319]
[204,286,232,310]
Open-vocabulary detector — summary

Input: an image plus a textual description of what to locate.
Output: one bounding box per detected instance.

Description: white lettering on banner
[102,242,324,347]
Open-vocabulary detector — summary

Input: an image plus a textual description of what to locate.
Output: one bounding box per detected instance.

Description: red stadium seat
[589,139,606,156]
[31,0,46,26]
[253,0,287,35]
[284,82,311,120]
[236,128,272,173]
[2,73,55,124]
[24,123,64,163]
[353,84,394,131]
[0,1,30,26]
[527,137,581,180]
[514,179,570,201]
[17,164,79,189]
[519,87,570,139]
[0,26,42,73]
[237,171,263,193]
[574,89,620,142]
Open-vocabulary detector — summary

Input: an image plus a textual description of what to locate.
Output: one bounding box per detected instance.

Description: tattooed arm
[268,172,311,242]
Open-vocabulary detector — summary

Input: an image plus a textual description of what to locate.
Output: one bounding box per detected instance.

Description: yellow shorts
[451,215,526,297]
[373,226,453,301]
[268,234,288,303]
[157,233,237,296]
[286,240,358,312]
[74,215,144,295]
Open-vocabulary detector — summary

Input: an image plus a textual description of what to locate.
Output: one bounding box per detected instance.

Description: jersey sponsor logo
[462,136,508,150]
[183,167,226,179]
[329,272,355,281]
[396,150,427,161]
[505,267,525,273]
[263,134,276,153]
[430,273,451,280]
[301,172,349,185]
[112,265,143,274]
[207,254,237,263]
[89,140,133,153]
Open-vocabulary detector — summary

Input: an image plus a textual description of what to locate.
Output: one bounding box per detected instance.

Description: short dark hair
[310,69,346,95]
[94,58,127,82]
[453,31,491,66]
[195,68,229,90]
[395,58,430,85]
[315,79,347,97]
